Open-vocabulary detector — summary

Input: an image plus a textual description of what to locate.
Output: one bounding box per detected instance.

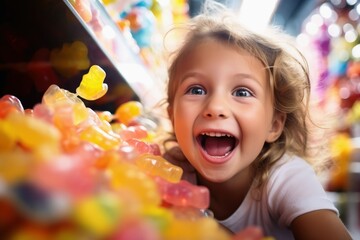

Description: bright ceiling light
[237,0,279,31]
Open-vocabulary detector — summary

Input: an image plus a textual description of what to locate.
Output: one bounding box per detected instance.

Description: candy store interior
[1,0,360,238]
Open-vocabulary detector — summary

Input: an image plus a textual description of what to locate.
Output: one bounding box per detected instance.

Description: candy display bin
[0,0,163,112]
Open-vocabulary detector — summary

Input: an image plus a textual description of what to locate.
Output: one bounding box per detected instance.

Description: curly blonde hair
[165,1,330,188]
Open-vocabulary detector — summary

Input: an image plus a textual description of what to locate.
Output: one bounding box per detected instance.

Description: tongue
[204,137,233,156]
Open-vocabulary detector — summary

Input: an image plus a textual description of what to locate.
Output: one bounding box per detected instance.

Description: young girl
[162,1,352,239]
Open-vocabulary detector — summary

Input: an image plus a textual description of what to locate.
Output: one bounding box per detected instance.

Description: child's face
[170,39,285,183]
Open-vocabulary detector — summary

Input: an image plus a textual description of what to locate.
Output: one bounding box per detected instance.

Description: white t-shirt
[218,154,339,240]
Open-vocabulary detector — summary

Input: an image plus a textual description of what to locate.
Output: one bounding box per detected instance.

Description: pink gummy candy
[126,139,160,156]
[119,125,148,141]
[30,152,98,199]
[155,177,210,209]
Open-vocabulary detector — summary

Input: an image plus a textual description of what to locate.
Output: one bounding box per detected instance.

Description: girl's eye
[233,88,252,97]
[185,86,206,95]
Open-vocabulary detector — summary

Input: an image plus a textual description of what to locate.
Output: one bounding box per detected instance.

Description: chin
[200,170,232,183]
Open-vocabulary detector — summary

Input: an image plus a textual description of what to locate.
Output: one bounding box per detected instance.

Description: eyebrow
[180,72,203,83]
[235,73,262,82]
[179,71,265,88]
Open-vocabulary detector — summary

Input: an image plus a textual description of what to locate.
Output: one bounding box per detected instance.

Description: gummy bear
[154,177,209,209]
[135,154,183,183]
[76,65,108,100]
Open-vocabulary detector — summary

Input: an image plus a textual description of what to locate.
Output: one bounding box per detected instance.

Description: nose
[203,94,230,119]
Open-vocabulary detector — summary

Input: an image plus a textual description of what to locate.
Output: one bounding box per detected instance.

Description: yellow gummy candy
[135,153,183,183]
[164,217,231,240]
[73,193,122,237]
[80,125,120,150]
[0,149,33,184]
[115,101,143,125]
[2,112,61,159]
[76,65,108,101]
[42,84,84,109]
[108,161,161,208]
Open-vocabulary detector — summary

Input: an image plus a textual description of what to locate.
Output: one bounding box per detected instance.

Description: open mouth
[196,132,237,158]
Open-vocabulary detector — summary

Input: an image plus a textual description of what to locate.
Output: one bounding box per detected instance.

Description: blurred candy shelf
[296,1,360,238]
[98,0,191,96]
[65,0,166,109]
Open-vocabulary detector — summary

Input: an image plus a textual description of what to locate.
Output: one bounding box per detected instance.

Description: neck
[197,167,255,220]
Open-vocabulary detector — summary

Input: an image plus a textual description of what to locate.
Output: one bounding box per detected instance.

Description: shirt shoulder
[218,154,338,238]
[267,154,338,226]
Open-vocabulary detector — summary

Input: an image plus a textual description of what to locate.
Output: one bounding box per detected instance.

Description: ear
[266,111,286,143]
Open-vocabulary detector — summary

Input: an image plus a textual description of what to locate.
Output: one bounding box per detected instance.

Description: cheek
[173,119,193,160]
[237,108,272,151]
[173,110,191,136]
[173,103,195,144]
[245,103,274,131]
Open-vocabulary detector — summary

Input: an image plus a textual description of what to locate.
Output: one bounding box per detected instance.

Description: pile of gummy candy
[0,65,233,239]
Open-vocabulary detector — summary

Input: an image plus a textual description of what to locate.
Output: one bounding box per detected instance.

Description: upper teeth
[201,132,232,137]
